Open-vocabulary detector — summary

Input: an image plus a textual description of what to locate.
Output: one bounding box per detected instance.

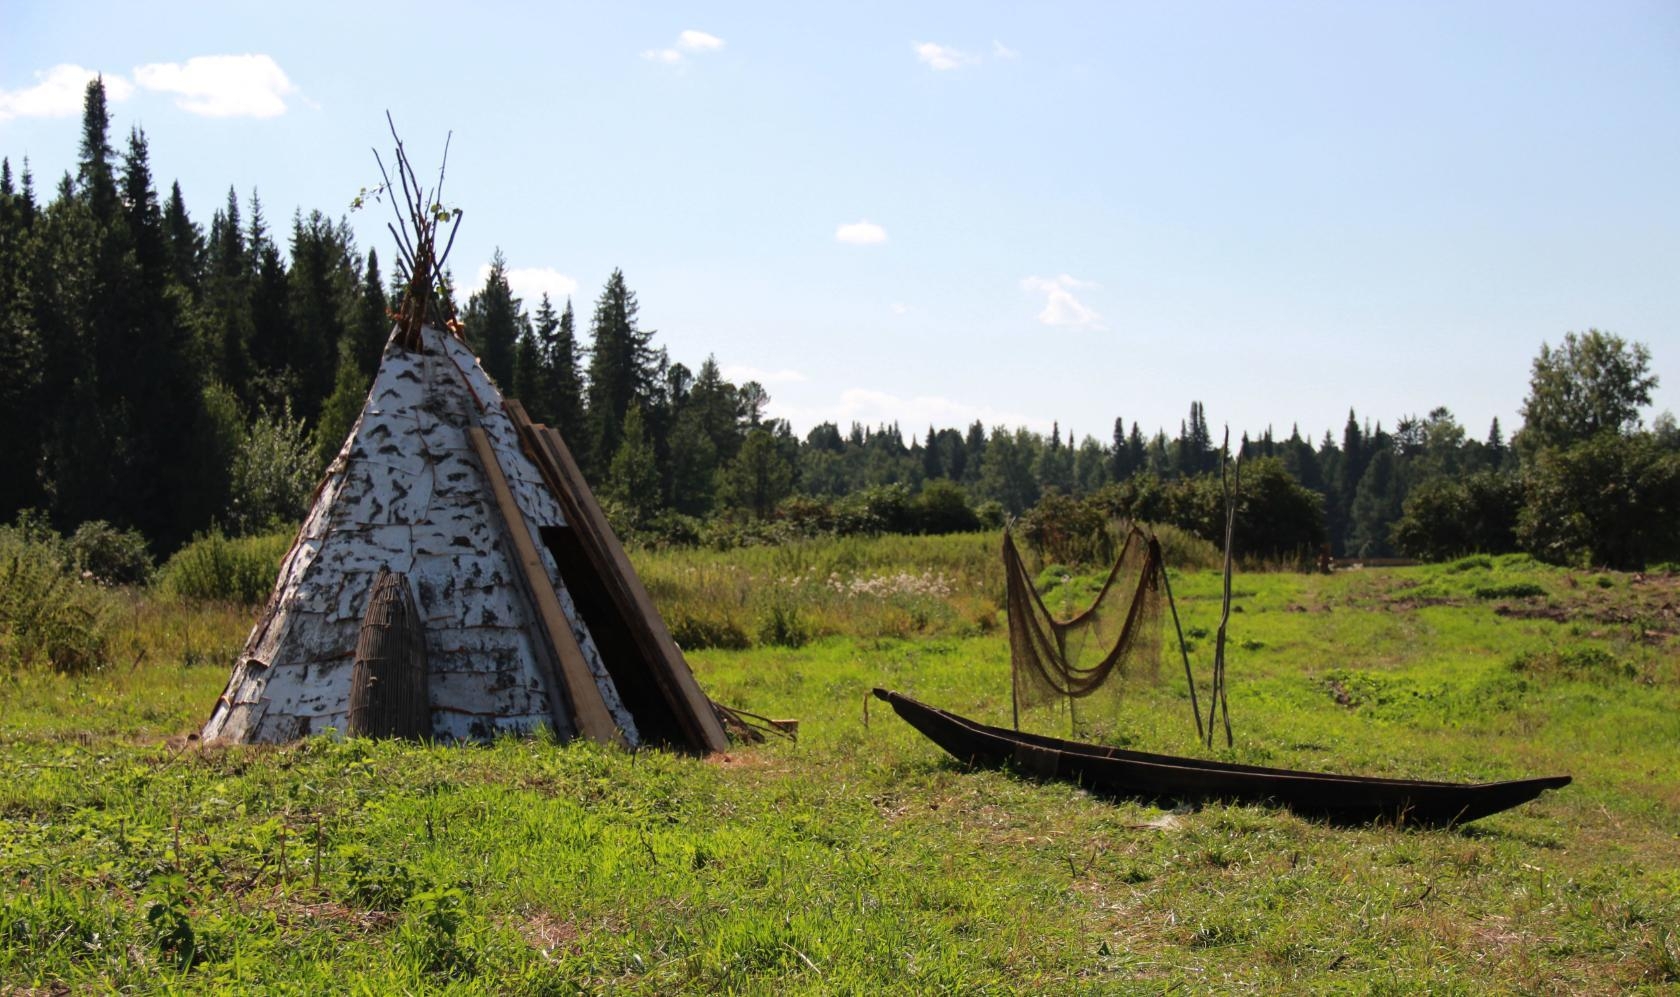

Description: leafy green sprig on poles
[351,112,464,345]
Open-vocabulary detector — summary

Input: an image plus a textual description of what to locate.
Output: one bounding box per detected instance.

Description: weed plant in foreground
[0,539,1676,991]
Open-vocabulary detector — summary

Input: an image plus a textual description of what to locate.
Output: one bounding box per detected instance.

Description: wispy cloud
[992,40,1020,60]
[722,364,807,386]
[914,42,979,71]
[478,264,579,303]
[678,30,725,52]
[0,64,132,122]
[643,29,726,65]
[1021,274,1103,329]
[890,303,910,316]
[835,220,888,245]
[133,55,296,118]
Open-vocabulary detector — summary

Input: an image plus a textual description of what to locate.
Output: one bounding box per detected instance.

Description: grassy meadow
[2,532,1678,992]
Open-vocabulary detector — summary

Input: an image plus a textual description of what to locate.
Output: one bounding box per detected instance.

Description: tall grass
[634,526,1222,650]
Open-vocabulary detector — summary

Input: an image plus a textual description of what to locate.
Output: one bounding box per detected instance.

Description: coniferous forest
[2,79,1677,569]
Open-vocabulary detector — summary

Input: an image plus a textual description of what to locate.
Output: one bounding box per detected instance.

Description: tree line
[2,79,1675,569]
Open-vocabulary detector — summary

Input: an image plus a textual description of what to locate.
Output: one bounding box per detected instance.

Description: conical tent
[203,323,727,753]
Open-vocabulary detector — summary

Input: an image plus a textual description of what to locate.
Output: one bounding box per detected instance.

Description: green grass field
[2,535,1677,992]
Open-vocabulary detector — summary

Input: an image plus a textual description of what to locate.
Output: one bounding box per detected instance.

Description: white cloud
[1021,274,1104,329]
[722,365,807,386]
[678,30,725,52]
[769,386,1047,435]
[835,220,887,245]
[0,65,133,122]
[890,303,909,316]
[133,55,295,118]
[992,40,1019,60]
[643,29,725,65]
[914,42,978,71]
[478,263,579,303]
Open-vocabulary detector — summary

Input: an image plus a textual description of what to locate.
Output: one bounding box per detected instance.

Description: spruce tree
[511,325,543,411]
[463,249,521,388]
[162,181,203,299]
[351,248,389,375]
[585,268,658,474]
[547,297,587,442]
[112,126,203,547]
[922,425,944,479]
[76,78,118,224]
[284,210,357,421]
[203,187,251,385]
[0,158,45,517]
[605,404,662,527]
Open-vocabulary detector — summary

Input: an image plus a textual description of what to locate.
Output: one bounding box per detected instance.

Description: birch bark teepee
[203,123,726,752]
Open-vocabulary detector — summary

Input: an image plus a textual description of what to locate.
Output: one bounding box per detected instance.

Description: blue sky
[4,1,1677,445]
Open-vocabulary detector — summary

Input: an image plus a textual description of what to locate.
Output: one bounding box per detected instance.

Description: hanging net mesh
[1005,524,1165,733]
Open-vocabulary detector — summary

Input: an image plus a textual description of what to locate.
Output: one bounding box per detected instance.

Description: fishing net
[1005,524,1165,733]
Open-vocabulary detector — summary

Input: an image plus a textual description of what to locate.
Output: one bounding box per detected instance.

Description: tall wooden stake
[1206,431,1238,749]
[1157,556,1204,743]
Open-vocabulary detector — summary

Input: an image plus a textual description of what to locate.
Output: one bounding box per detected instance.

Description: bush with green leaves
[229,403,320,536]
[1391,472,1522,562]
[0,521,112,673]
[157,529,292,604]
[68,520,154,585]
[1517,432,1680,569]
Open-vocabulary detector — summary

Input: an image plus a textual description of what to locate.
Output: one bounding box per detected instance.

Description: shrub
[1392,472,1522,562]
[912,480,981,535]
[229,403,320,536]
[0,525,112,673]
[1517,432,1680,569]
[1473,581,1546,600]
[667,610,751,651]
[69,520,154,585]
[159,529,292,604]
[1510,646,1636,682]
[756,600,810,649]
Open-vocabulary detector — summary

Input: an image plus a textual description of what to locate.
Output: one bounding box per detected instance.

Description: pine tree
[76,78,118,224]
[585,268,658,474]
[963,421,987,486]
[720,427,794,518]
[546,297,587,441]
[605,404,662,527]
[1110,416,1131,481]
[350,248,389,375]
[112,126,204,547]
[689,355,742,466]
[667,405,719,515]
[922,425,944,479]
[0,157,46,517]
[162,181,203,299]
[247,191,294,411]
[313,340,367,467]
[1485,417,1507,470]
[463,249,521,388]
[511,325,543,411]
[203,187,254,393]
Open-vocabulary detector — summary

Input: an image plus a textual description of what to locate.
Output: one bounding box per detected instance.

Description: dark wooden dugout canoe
[873,689,1570,826]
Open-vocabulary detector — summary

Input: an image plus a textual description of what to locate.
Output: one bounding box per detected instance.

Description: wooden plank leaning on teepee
[466,425,625,747]
[504,400,729,754]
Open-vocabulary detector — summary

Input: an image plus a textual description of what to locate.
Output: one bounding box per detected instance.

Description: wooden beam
[504,401,728,754]
[466,426,623,746]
